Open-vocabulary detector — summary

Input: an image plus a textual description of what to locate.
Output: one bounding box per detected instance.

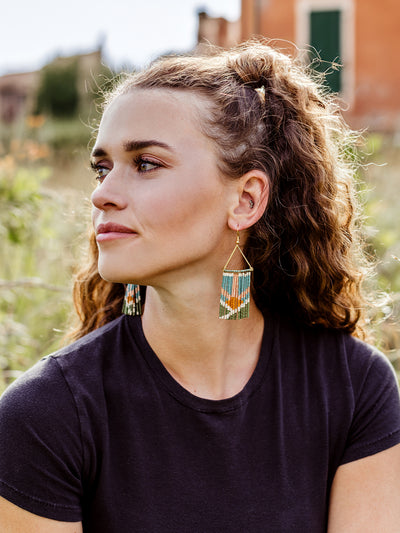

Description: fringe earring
[122,284,142,316]
[219,230,253,320]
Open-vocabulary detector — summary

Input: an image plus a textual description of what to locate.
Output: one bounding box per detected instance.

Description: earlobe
[228,170,269,231]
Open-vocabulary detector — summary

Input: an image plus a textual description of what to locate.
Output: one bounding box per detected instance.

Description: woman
[0,41,399,532]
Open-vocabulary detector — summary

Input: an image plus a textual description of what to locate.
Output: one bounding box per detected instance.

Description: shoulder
[43,315,141,381]
[0,351,77,442]
[0,315,140,422]
[272,312,400,425]
[312,326,399,396]
[341,333,398,391]
[272,313,400,463]
[275,312,395,380]
[52,314,133,362]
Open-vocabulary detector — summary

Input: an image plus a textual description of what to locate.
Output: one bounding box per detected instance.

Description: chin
[96,250,127,279]
[97,265,133,285]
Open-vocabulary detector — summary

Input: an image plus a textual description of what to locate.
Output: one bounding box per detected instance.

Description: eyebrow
[91,139,174,159]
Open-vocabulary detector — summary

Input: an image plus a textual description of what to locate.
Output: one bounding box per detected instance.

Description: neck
[140,278,264,400]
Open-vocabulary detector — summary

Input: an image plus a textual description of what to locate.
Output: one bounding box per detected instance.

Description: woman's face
[91,89,237,287]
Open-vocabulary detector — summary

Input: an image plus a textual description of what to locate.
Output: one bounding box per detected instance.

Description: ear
[227,169,269,231]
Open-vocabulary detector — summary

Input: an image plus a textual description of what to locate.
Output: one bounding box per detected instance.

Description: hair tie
[254,85,266,104]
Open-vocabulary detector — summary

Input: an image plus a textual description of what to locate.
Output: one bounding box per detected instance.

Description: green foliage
[360,135,400,290]
[35,60,79,117]
[0,153,89,393]
[36,117,93,151]
[356,135,400,379]
[0,164,48,244]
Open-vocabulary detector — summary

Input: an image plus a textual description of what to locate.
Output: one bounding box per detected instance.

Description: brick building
[199,0,400,132]
[197,10,241,52]
[0,71,40,124]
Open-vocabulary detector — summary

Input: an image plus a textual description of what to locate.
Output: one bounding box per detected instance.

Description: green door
[310,10,341,93]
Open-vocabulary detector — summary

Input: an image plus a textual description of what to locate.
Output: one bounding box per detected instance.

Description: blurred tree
[35,60,79,117]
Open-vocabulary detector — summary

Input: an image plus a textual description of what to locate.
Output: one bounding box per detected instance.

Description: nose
[91,169,129,211]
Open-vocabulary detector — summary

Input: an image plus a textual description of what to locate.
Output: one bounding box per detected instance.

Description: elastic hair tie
[255,85,266,103]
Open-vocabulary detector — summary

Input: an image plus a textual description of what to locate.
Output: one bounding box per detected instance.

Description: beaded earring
[219,230,253,320]
[122,284,142,316]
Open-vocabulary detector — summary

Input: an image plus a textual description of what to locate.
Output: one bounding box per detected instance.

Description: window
[310,9,341,92]
[296,0,354,103]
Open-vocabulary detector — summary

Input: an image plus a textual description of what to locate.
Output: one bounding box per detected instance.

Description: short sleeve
[0,356,83,521]
[341,345,400,465]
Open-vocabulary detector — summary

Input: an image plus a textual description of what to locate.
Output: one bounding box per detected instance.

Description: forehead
[96,89,210,149]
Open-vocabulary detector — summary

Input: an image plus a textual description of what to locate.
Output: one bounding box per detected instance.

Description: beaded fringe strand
[122,284,142,316]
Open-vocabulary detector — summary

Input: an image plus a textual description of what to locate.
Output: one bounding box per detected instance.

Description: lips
[96,222,137,242]
[97,223,135,235]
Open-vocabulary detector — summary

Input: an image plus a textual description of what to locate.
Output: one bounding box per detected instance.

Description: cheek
[147,184,222,234]
[140,172,223,229]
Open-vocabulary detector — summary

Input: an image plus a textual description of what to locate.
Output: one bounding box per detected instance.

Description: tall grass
[0,137,91,392]
[359,134,400,375]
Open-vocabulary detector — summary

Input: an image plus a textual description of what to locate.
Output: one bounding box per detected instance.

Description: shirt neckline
[125,313,275,414]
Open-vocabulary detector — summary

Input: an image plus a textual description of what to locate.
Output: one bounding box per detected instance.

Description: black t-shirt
[0,313,399,532]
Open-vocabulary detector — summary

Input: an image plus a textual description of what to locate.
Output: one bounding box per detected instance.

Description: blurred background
[1,0,399,390]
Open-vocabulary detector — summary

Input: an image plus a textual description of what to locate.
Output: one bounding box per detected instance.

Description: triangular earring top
[222,230,253,272]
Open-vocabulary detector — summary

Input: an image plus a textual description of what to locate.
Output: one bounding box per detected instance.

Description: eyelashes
[90,162,110,181]
[90,156,162,182]
[132,155,161,173]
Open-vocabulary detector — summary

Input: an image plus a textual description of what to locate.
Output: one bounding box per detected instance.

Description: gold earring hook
[223,228,253,272]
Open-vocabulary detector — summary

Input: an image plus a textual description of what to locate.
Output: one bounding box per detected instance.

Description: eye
[91,162,110,182]
[134,156,161,173]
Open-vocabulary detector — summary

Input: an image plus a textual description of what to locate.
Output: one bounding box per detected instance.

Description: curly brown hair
[72,40,370,340]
